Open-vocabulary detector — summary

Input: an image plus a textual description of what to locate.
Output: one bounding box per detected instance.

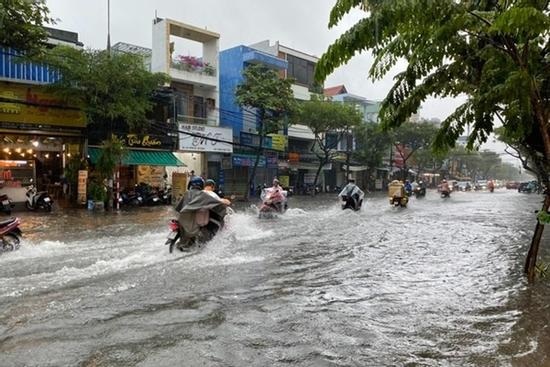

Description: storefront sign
[125,134,162,148]
[268,134,287,151]
[240,132,272,149]
[232,154,266,167]
[137,165,165,187]
[179,123,233,153]
[288,152,300,163]
[0,82,86,128]
[265,151,278,168]
[77,170,88,204]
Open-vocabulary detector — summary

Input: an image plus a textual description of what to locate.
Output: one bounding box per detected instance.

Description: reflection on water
[0,190,548,366]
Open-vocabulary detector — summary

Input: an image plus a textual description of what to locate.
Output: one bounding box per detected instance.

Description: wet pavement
[0,190,549,366]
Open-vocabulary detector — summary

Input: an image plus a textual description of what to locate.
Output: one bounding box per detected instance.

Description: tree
[293,97,362,190]
[353,122,392,186]
[315,0,550,282]
[37,46,169,131]
[235,64,297,197]
[0,0,53,53]
[392,122,439,180]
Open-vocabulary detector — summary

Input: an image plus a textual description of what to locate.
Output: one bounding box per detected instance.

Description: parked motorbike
[0,194,14,215]
[25,185,53,211]
[118,189,143,206]
[165,190,232,253]
[135,183,161,206]
[0,217,22,252]
[159,186,172,205]
[259,187,288,218]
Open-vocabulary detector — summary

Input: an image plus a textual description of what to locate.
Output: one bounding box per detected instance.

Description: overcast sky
[45,0,518,165]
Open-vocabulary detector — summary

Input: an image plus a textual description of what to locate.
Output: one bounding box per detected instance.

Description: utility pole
[107,0,111,54]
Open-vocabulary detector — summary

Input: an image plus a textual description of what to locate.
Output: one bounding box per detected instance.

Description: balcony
[169,56,217,88]
[174,114,218,127]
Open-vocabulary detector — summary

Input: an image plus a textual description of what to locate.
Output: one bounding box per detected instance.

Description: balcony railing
[173,114,218,126]
[170,58,216,77]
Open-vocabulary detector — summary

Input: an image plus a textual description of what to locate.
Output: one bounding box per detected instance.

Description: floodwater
[0,190,549,366]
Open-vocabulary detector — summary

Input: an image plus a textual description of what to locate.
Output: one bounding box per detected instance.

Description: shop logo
[126,134,162,147]
[26,88,65,112]
[0,91,22,114]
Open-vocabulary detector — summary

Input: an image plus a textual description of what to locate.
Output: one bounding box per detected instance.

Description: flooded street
[0,190,549,366]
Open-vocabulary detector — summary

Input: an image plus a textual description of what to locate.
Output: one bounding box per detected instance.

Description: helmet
[273,178,280,186]
[441,179,447,183]
[205,179,216,188]
[189,176,204,190]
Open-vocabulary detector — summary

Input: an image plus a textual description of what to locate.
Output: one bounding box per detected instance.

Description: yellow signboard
[0,82,86,128]
[268,133,287,151]
[279,175,289,188]
[77,170,88,204]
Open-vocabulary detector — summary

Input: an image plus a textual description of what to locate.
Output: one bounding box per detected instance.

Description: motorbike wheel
[2,234,20,252]
[168,240,175,253]
[46,203,52,212]
[25,201,35,211]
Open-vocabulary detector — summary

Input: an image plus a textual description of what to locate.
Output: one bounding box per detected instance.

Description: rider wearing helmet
[440,179,450,193]
[204,179,231,206]
[404,180,413,196]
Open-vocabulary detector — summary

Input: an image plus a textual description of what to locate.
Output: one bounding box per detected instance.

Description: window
[286,54,316,91]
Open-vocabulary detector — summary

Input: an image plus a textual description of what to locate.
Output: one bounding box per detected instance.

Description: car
[518,181,539,193]
[506,181,520,189]
[474,180,488,190]
[457,181,472,191]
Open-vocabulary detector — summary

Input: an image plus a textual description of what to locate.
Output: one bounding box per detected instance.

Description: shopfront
[0,82,85,202]
[87,132,184,191]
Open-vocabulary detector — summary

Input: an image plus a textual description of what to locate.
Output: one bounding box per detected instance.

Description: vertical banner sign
[172,172,188,205]
[77,170,88,204]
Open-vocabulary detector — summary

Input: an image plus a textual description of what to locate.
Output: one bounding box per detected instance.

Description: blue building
[219,45,287,196]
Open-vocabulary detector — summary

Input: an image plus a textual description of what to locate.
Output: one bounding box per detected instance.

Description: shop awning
[88,147,185,166]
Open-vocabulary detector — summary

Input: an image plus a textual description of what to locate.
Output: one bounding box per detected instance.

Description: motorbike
[158,186,172,205]
[118,188,143,206]
[25,185,53,211]
[0,217,22,252]
[165,190,233,253]
[0,194,14,215]
[339,184,364,211]
[135,183,161,206]
[390,196,409,207]
[259,187,288,218]
[441,190,451,198]
[388,180,408,208]
[413,186,426,198]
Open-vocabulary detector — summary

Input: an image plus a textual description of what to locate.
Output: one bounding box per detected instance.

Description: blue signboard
[232,154,266,167]
[240,132,272,149]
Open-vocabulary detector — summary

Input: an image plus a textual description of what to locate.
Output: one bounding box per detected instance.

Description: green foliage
[353,122,392,172]
[235,64,297,135]
[293,97,363,186]
[37,46,169,131]
[294,96,362,152]
[392,122,439,164]
[316,0,550,170]
[87,180,107,202]
[96,136,126,180]
[0,0,53,53]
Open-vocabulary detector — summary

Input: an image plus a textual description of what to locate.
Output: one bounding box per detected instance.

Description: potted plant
[203,62,215,76]
[87,180,106,211]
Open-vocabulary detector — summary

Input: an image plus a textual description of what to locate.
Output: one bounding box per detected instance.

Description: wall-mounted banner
[268,133,287,151]
[0,82,85,128]
[179,123,233,153]
[240,132,272,149]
